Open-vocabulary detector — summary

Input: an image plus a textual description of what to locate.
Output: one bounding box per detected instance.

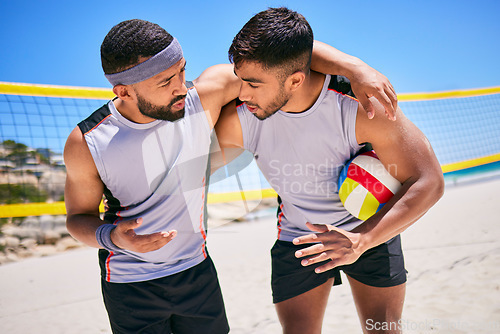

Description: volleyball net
[0,81,499,218]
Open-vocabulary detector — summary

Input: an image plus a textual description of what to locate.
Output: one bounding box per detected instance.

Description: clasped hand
[293,222,363,273]
[110,218,177,253]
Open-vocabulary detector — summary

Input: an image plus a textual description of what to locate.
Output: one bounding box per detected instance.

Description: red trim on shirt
[277,203,284,239]
[106,251,114,282]
[199,177,207,258]
[327,88,358,102]
[84,114,113,135]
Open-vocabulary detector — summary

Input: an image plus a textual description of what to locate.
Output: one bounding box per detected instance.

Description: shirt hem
[102,252,207,283]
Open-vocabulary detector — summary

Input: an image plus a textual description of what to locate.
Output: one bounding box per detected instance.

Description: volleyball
[338,150,402,220]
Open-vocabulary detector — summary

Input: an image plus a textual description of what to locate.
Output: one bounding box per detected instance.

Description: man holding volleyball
[215,7,444,334]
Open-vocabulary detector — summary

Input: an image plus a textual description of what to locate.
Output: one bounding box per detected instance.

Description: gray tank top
[237,75,364,241]
[78,85,211,283]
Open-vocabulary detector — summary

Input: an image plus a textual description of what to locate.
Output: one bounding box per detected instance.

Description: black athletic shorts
[101,255,229,334]
[271,235,407,304]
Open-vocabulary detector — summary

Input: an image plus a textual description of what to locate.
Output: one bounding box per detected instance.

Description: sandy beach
[1,176,499,333]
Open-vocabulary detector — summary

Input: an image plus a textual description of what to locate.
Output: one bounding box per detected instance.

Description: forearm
[311,40,364,78]
[212,99,246,175]
[66,213,105,248]
[353,174,444,251]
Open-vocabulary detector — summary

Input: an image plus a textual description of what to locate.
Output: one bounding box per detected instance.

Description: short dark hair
[100,19,174,74]
[228,7,313,79]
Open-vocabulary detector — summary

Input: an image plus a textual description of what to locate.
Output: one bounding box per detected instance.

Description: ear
[112,85,134,101]
[286,71,306,92]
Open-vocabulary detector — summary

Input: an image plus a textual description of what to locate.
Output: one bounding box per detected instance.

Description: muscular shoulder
[192,64,240,128]
[64,127,99,178]
[355,97,406,145]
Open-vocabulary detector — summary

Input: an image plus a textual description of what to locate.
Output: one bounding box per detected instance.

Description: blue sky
[1,0,499,93]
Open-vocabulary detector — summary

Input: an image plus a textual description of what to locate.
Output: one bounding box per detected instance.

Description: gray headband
[105,37,183,86]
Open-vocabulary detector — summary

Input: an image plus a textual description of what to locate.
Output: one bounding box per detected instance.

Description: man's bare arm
[351,99,444,248]
[193,64,241,129]
[64,127,176,252]
[210,100,246,174]
[311,41,398,120]
[64,127,107,248]
[293,99,444,272]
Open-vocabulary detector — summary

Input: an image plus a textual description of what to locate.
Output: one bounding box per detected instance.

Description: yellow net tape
[1,82,499,218]
[0,81,114,100]
[440,153,500,173]
[397,86,500,102]
[0,189,279,218]
[2,81,500,101]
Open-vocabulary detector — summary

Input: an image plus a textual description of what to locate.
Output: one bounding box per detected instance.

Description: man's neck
[281,71,326,113]
[113,98,156,124]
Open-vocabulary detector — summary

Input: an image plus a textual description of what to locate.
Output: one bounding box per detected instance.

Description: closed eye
[158,61,187,87]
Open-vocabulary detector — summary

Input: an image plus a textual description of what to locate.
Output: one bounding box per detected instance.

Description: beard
[136,94,186,122]
[249,85,290,120]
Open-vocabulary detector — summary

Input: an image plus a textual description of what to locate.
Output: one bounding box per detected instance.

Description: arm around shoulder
[311,40,398,120]
[192,64,240,128]
[211,100,245,172]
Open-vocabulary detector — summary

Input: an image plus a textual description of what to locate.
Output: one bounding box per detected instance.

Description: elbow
[436,173,445,200]
[65,214,77,237]
[425,169,445,204]
[433,164,445,200]
[65,212,87,240]
[410,165,444,209]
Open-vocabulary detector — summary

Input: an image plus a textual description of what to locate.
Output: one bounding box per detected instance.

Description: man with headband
[64,19,399,333]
